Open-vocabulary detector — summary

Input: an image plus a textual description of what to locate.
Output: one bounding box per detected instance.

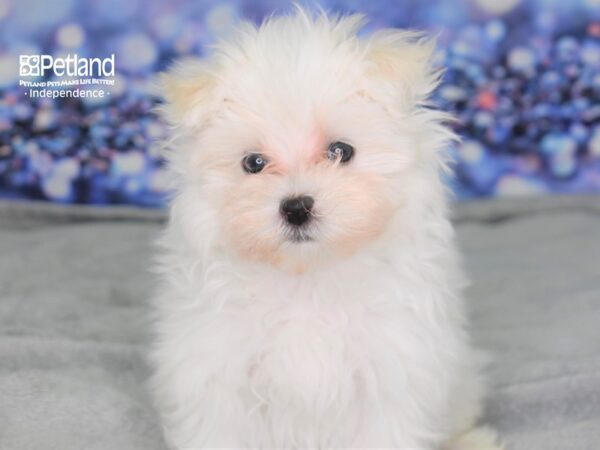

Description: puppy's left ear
[364,31,440,111]
[157,58,217,129]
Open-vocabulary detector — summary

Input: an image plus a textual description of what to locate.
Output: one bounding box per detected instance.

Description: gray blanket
[1,196,599,450]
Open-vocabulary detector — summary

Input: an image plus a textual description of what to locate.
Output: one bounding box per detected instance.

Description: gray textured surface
[0,197,599,449]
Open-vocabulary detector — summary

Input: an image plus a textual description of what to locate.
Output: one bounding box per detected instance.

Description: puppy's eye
[327,141,354,163]
[242,153,268,174]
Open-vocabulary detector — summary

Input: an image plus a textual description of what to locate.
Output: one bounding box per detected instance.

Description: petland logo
[19,54,116,99]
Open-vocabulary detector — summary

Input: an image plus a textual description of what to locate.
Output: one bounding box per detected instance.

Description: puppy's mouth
[282,225,316,243]
[289,231,314,243]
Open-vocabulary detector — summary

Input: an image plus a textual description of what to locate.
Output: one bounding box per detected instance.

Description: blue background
[0,0,599,206]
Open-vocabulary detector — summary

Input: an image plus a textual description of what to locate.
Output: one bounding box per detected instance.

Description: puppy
[150,9,502,450]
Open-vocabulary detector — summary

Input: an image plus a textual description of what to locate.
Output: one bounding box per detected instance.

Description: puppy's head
[160,10,453,273]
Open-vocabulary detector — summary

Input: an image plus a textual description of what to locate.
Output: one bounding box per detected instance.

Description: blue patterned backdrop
[0,0,599,206]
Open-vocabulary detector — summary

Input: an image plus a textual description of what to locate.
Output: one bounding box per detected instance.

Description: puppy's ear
[364,31,440,110]
[157,58,216,128]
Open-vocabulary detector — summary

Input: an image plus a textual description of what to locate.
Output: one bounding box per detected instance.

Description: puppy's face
[200,94,405,272]
[161,15,443,273]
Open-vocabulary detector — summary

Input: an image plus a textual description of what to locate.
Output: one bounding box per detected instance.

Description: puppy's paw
[445,426,505,450]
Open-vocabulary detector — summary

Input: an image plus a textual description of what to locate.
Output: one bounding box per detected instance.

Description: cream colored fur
[150,8,503,450]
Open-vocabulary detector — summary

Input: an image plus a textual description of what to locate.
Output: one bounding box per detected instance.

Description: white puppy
[150,9,502,450]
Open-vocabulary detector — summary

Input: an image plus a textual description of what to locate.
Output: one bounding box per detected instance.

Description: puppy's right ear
[157,58,216,129]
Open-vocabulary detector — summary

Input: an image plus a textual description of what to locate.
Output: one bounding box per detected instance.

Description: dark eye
[242,153,268,174]
[327,141,354,163]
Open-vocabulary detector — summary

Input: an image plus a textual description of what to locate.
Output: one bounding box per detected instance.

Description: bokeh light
[1,0,600,206]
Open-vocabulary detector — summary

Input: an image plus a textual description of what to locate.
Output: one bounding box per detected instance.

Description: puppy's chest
[247,305,357,400]
[234,296,439,410]
[198,267,456,413]
[230,304,358,417]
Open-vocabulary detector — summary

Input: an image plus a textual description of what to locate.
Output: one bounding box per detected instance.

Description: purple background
[0,0,599,206]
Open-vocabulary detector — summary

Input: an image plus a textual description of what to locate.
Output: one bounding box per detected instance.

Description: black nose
[280,195,314,226]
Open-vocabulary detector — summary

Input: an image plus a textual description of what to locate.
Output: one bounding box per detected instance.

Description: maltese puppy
[150,9,502,450]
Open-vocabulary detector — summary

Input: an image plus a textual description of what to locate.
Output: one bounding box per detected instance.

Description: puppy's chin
[215,221,310,274]
[277,238,324,274]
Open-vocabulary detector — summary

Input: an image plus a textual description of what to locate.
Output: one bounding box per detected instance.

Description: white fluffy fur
[150,9,502,449]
